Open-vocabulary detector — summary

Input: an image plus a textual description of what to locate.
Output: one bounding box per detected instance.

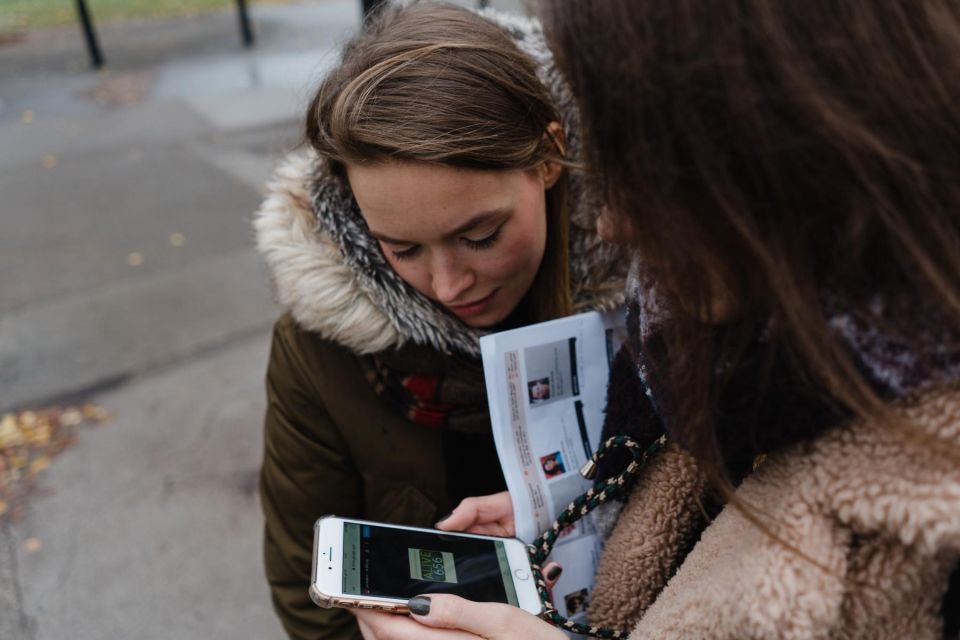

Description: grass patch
[1,0,288,32]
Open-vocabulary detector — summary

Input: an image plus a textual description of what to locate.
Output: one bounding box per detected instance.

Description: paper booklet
[480,308,626,626]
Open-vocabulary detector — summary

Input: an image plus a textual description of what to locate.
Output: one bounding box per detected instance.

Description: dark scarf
[598,259,960,481]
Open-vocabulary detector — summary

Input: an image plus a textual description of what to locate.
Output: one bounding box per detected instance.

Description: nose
[430,252,475,304]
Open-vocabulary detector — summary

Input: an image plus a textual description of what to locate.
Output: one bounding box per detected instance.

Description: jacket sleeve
[260,316,363,640]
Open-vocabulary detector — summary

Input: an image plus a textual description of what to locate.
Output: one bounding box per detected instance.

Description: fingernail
[408,595,431,616]
[546,565,563,581]
[434,512,453,527]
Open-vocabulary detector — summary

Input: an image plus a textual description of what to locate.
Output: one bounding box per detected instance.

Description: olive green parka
[253,9,627,640]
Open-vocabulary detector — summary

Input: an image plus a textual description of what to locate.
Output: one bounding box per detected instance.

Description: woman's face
[347,161,560,328]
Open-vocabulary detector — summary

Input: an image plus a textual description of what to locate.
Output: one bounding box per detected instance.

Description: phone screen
[342,523,519,605]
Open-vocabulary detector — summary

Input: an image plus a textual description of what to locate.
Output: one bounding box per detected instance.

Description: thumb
[435,500,475,532]
[436,492,511,533]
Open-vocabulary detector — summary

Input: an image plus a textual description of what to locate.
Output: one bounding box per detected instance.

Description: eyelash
[390,226,504,262]
[464,226,503,250]
[391,246,420,261]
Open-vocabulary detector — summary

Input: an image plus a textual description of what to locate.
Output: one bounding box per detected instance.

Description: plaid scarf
[360,342,492,434]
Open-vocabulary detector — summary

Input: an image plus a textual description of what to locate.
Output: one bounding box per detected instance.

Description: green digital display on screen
[408,548,458,583]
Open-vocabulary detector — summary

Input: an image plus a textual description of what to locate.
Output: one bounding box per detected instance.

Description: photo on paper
[563,588,590,616]
[523,338,579,407]
[527,377,551,404]
[540,451,566,478]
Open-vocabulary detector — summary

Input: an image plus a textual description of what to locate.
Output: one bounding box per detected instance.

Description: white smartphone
[310,515,543,615]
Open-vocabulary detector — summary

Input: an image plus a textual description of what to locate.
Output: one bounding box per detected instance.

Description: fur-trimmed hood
[253,9,626,358]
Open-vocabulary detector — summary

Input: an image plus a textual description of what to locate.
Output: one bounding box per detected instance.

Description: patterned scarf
[598,258,960,480]
[359,342,492,434]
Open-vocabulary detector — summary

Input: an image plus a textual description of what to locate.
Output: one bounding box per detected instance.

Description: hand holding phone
[311,515,542,616]
[354,593,567,640]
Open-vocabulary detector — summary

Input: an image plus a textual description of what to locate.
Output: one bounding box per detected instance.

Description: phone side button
[359,604,375,609]
[514,569,530,581]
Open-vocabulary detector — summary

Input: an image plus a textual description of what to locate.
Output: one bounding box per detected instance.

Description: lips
[447,289,499,319]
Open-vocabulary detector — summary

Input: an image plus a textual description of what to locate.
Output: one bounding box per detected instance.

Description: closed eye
[463,225,504,251]
[390,245,421,261]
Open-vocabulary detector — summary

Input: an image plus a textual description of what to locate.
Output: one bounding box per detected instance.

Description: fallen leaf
[41,154,57,169]
[81,404,112,423]
[9,453,27,470]
[1,402,112,524]
[0,416,24,449]
[126,252,144,267]
[29,457,50,475]
[35,422,53,446]
[169,232,185,247]
[60,408,83,427]
[21,110,33,124]
[21,538,42,554]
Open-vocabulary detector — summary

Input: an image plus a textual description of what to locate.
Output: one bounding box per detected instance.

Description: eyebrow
[367,208,511,245]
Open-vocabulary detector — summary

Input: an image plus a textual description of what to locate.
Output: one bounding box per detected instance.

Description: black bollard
[236,0,255,47]
[74,0,104,69]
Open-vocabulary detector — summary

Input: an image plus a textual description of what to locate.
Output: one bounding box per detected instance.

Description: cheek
[483,220,547,283]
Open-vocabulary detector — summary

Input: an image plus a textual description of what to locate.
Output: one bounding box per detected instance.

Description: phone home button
[514,569,530,581]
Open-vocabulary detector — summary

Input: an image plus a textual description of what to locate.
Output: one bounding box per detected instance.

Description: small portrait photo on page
[540,451,566,478]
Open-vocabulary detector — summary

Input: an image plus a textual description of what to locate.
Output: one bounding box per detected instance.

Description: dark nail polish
[546,565,563,581]
[434,512,453,527]
[408,595,431,616]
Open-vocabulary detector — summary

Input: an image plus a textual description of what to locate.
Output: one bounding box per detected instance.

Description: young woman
[382,0,960,638]
[252,3,626,639]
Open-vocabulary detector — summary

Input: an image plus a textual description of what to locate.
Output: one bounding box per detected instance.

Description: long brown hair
[306,1,571,323]
[542,0,960,489]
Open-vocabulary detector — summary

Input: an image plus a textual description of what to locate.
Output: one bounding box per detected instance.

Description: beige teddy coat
[590,385,960,639]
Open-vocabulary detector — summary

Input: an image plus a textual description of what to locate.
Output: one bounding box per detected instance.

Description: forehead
[346,162,519,233]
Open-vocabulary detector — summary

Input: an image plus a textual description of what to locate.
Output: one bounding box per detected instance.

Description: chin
[461,306,512,329]
[460,315,500,329]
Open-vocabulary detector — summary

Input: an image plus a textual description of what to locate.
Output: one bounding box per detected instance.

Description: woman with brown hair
[385,0,960,638]
[252,3,625,638]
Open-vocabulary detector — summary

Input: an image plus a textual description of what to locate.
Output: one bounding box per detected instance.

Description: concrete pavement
[0,1,529,638]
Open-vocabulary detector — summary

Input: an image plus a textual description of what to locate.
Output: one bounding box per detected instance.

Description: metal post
[236,0,255,47]
[478,0,490,7]
[74,0,104,69]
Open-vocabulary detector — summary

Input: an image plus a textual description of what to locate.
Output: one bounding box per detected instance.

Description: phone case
[311,516,411,613]
[308,584,411,613]
[310,515,540,616]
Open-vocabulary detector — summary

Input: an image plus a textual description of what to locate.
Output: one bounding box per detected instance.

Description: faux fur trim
[253,8,626,357]
[254,152,404,354]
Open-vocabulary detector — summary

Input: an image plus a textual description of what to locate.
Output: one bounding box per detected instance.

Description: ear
[541,121,566,189]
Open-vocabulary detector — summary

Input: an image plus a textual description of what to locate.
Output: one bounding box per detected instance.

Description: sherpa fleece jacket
[589,385,960,639]
[252,8,627,640]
